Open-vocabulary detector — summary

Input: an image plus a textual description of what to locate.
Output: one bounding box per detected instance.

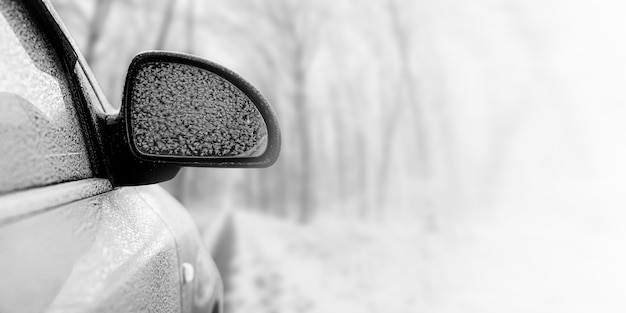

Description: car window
[0,1,92,194]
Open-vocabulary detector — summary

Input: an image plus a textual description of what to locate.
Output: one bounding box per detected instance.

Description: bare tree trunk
[84,0,115,64]
[331,98,348,205]
[293,55,314,223]
[387,0,430,178]
[376,0,430,209]
[356,133,370,219]
[225,0,324,222]
[257,169,273,213]
[154,0,176,50]
[272,159,290,218]
[242,170,254,208]
[185,0,195,54]
[243,49,290,217]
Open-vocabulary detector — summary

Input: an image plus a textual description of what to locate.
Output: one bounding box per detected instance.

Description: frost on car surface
[0,1,92,194]
[0,186,181,312]
[130,62,268,158]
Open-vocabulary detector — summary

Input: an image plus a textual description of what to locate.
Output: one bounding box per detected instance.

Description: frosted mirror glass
[129,62,268,158]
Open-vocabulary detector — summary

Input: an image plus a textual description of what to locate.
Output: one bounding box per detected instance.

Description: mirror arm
[101,113,181,187]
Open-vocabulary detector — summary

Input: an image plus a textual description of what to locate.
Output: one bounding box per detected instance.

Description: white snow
[215,196,626,313]
[224,210,425,313]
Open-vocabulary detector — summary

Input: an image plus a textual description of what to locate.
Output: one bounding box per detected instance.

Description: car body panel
[0,180,181,313]
[137,185,223,313]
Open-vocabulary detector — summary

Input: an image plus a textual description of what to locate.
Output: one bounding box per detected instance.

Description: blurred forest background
[52,0,626,312]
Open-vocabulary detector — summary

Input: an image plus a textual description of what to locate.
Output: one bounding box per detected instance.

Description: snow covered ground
[222,209,426,313]
[207,202,626,313]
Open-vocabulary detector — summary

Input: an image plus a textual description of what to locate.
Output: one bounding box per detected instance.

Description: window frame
[12,0,113,182]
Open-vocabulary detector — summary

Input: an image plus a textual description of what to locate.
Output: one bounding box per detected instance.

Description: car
[0,0,280,312]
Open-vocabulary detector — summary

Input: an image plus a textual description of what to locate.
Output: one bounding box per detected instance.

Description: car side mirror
[103,51,281,186]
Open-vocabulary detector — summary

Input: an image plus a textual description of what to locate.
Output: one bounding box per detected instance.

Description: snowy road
[196,206,626,313]
[222,210,425,313]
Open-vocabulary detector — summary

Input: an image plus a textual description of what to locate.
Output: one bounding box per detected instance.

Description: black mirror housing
[103,51,281,186]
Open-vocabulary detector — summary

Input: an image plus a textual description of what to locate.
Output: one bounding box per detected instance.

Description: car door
[0,1,184,312]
